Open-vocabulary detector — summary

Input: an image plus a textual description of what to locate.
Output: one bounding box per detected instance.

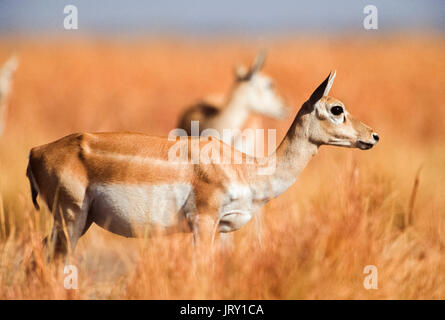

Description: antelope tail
[26,153,40,210]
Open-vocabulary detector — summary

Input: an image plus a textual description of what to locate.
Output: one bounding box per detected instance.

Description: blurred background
[0,1,443,299]
[1,0,444,36]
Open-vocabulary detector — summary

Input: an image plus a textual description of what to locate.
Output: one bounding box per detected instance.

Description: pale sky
[0,0,443,36]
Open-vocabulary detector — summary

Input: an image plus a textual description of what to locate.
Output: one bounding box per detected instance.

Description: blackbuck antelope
[0,55,18,135]
[26,71,379,259]
[177,52,289,154]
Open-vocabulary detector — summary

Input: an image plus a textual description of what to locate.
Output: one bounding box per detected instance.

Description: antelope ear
[235,64,249,81]
[309,70,336,104]
[250,50,267,74]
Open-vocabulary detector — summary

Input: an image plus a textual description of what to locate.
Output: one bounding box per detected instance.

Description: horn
[250,50,267,74]
[309,70,336,104]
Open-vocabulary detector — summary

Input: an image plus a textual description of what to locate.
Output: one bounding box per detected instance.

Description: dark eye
[331,106,343,116]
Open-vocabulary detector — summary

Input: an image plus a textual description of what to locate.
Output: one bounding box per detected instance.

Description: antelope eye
[331,106,343,116]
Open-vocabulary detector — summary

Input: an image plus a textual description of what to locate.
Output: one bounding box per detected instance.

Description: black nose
[372,133,379,142]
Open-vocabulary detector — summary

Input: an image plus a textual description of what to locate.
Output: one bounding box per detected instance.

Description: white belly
[88,183,193,237]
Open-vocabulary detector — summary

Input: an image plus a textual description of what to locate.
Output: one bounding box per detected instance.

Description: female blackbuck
[0,55,18,136]
[27,71,379,259]
[177,52,289,155]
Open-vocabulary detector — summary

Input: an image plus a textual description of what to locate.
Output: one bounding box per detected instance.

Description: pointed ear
[250,50,267,74]
[309,70,336,104]
[234,64,249,81]
[0,55,18,79]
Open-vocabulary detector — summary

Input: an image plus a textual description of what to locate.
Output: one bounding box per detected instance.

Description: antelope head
[300,71,379,150]
[233,51,289,119]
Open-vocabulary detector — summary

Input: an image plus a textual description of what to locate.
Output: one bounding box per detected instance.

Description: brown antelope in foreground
[26,71,379,259]
[177,52,289,155]
[0,55,18,136]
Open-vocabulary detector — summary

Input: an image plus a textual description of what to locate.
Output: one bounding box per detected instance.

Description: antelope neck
[251,104,319,199]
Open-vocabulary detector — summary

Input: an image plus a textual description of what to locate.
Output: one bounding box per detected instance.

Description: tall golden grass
[0,36,443,299]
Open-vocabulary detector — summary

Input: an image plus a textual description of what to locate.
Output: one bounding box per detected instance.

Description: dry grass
[0,36,443,299]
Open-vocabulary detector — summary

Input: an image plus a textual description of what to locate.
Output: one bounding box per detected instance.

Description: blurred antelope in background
[26,70,379,260]
[0,55,18,136]
[177,51,289,155]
